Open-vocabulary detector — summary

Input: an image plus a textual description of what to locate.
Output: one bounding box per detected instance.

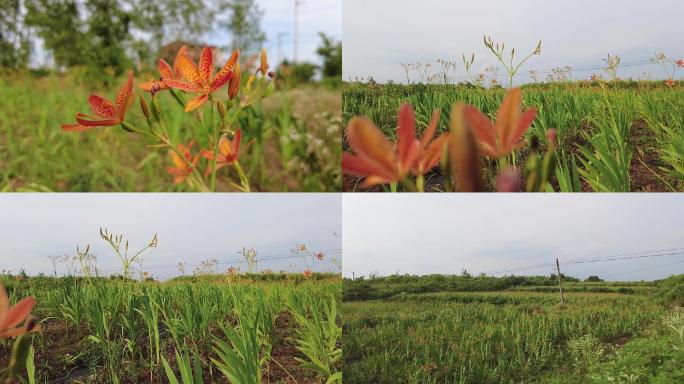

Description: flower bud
[259,48,269,76]
[139,95,151,120]
[217,101,226,119]
[229,62,241,99]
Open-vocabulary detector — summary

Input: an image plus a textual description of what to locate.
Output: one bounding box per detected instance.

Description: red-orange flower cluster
[62,72,134,132]
[167,143,200,184]
[342,104,449,186]
[201,130,241,175]
[164,47,240,112]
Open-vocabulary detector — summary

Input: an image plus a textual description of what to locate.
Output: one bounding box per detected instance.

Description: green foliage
[216,0,265,55]
[343,82,684,191]
[316,33,342,79]
[655,274,684,305]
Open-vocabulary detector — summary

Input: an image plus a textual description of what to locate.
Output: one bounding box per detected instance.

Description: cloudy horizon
[343,0,684,84]
[343,194,684,281]
[0,194,341,280]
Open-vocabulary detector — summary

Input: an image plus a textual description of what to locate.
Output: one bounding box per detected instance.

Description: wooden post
[556,258,565,308]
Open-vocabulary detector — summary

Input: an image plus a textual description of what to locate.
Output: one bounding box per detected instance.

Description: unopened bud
[496,167,521,192]
[229,62,241,100]
[139,95,151,120]
[217,101,227,119]
[546,128,557,149]
[259,48,269,76]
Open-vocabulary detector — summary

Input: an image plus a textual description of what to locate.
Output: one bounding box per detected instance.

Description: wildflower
[226,266,237,276]
[315,252,325,261]
[0,283,39,338]
[201,130,241,174]
[62,71,135,132]
[167,142,200,184]
[462,88,536,158]
[298,244,307,252]
[677,59,684,68]
[164,47,239,112]
[343,104,437,186]
[139,46,188,94]
[302,269,313,279]
[665,79,675,87]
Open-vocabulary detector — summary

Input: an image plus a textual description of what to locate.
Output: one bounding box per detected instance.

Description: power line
[476,247,684,276]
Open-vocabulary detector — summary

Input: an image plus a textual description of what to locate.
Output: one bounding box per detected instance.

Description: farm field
[1,273,342,383]
[342,274,684,383]
[0,73,341,192]
[342,82,684,192]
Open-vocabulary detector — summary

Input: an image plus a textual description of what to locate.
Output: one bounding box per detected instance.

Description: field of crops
[0,274,341,383]
[342,82,684,192]
[343,275,684,383]
[0,73,341,192]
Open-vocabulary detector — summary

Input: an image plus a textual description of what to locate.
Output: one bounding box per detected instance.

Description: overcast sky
[343,194,684,281]
[210,0,341,65]
[0,194,341,279]
[343,0,684,83]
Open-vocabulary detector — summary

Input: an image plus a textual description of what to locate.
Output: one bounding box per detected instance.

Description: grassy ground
[0,273,342,383]
[343,275,683,383]
[342,82,684,192]
[0,73,341,191]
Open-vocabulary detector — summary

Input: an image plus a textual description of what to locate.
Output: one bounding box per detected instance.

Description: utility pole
[294,0,302,63]
[555,258,565,308]
[277,32,289,65]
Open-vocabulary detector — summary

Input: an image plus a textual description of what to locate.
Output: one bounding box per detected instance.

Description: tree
[585,275,603,282]
[25,0,88,68]
[316,32,341,78]
[216,0,265,55]
[0,0,31,68]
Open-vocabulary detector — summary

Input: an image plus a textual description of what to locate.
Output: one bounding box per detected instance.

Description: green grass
[342,82,684,192]
[0,73,341,191]
[343,275,681,383]
[0,274,342,383]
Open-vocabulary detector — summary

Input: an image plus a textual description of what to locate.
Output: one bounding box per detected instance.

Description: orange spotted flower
[201,130,241,174]
[164,47,239,112]
[62,71,135,132]
[302,269,313,279]
[167,142,200,184]
[665,79,675,87]
[139,45,188,94]
[462,88,536,158]
[0,283,39,339]
[342,104,447,186]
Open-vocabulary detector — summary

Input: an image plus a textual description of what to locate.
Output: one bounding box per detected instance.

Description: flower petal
[396,104,420,171]
[88,95,116,118]
[76,114,117,127]
[198,47,213,85]
[463,105,497,158]
[115,71,134,111]
[158,59,174,79]
[415,134,449,175]
[345,117,396,175]
[0,297,34,331]
[450,104,484,192]
[494,88,522,153]
[211,49,239,90]
[342,153,396,184]
[419,110,441,150]
[164,79,199,92]
[0,283,9,315]
[506,107,536,151]
[173,45,188,77]
[176,52,200,85]
[184,94,209,112]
